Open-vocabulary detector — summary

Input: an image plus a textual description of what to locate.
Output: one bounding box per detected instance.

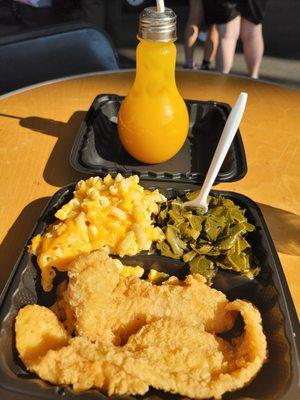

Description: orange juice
[118,8,189,164]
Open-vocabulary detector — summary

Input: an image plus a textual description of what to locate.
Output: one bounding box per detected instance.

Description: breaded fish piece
[16,301,267,398]
[67,250,236,343]
[50,280,76,335]
[15,305,69,365]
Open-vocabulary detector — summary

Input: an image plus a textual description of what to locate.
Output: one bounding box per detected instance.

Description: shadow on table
[0,111,86,186]
[0,197,50,295]
[258,203,300,256]
[20,112,87,186]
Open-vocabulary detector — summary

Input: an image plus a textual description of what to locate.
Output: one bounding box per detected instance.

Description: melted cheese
[30,174,165,291]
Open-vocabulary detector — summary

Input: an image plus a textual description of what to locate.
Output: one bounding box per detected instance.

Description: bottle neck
[133,38,177,89]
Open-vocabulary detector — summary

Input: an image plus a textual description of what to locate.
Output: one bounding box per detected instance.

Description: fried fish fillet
[67,250,236,343]
[15,304,69,365]
[15,300,267,399]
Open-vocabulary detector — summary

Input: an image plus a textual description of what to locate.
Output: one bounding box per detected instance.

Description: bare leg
[184,0,203,68]
[202,24,219,68]
[240,18,264,78]
[216,16,241,73]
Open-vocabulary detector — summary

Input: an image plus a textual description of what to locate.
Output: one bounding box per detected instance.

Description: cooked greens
[156,193,259,283]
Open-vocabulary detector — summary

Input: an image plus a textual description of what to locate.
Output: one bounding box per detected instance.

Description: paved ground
[119,43,300,90]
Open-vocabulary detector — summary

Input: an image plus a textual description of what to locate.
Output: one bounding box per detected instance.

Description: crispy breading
[15,305,69,365]
[15,251,267,398]
[50,280,75,335]
[16,300,266,398]
[67,250,236,343]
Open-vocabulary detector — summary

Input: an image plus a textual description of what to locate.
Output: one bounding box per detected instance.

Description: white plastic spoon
[183,92,248,213]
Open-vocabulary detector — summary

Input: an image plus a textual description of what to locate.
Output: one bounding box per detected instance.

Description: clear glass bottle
[118,7,189,164]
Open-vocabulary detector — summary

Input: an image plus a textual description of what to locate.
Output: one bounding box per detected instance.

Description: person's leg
[240,18,264,78]
[216,16,241,74]
[201,24,219,69]
[184,0,203,68]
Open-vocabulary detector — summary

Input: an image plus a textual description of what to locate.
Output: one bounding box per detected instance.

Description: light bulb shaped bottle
[118,7,189,164]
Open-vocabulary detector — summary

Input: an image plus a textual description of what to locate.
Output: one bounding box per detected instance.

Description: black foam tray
[0,181,299,400]
[70,95,247,183]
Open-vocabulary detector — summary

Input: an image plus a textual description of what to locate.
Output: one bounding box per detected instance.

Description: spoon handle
[197,92,248,205]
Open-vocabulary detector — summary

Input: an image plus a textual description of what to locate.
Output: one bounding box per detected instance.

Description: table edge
[1,69,299,100]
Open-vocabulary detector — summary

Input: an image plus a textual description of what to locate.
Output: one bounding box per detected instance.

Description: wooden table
[0,70,299,315]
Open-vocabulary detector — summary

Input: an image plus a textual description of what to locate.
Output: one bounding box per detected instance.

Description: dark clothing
[203,0,268,25]
[12,0,81,28]
[81,0,107,30]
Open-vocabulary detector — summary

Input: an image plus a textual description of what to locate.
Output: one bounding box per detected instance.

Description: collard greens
[156,193,259,283]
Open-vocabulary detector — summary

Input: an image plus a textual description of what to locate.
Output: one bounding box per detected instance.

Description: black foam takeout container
[69,94,247,183]
[0,181,299,400]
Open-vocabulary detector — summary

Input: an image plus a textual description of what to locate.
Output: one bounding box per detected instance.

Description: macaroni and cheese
[30,174,165,291]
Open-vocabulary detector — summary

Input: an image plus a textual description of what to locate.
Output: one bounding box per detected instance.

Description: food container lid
[69,94,248,184]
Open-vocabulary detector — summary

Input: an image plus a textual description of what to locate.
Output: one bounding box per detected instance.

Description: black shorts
[203,0,268,25]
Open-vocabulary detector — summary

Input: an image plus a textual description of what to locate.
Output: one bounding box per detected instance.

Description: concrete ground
[118,43,300,90]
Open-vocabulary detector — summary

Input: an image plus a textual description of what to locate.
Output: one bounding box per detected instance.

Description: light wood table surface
[0,70,299,316]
